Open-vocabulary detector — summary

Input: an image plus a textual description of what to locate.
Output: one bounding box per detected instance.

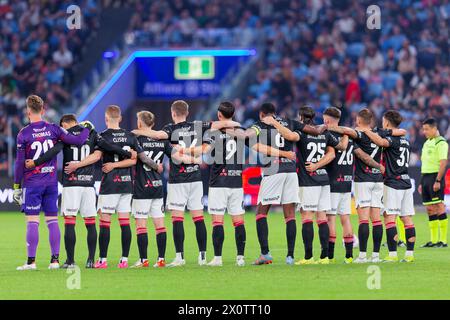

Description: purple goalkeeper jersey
[14,120,89,187]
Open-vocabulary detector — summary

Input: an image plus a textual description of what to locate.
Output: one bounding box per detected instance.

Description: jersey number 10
[71,145,91,161]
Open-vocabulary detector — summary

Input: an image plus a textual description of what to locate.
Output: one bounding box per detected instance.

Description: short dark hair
[260,102,276,115]
[218,101,235,119]
[323,107,341,120]
[357,108,373,125]
[299,106,315,124]
[59,114,77,126]
[383,110,402,128]
[423,118,437,127]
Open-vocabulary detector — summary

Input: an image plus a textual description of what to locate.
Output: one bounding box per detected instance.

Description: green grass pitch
[1,211,450,300]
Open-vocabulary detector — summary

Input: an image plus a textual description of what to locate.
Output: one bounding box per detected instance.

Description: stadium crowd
[1,0,449,168]
[0,0,100,166]
[126,0,450,166]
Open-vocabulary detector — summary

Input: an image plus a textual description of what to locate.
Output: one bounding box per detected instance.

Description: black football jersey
[163,121,211,184]
[353,129,384,183]
[326,132,359,193]
[250,117,302,176]
[296,130,339,187]
[134,137,172,199]
[382,135,412,190]
[205,128,245,188]
[98,128,142,194]
[62,125,98,187]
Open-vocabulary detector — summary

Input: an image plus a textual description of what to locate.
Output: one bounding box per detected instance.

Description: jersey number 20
[31,139,54,160]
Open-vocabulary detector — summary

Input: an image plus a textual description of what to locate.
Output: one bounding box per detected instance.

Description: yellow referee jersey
[421,136,449,174]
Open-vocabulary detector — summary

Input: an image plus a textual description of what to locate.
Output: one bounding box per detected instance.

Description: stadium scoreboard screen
[174,56,215,80]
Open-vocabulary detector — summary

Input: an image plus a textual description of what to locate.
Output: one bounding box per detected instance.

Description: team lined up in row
[13,95,415,269]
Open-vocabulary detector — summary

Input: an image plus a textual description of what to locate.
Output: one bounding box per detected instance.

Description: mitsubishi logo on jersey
[219,169,228,176]
[68,173,77,181]
[144,179,153,188]
[179,166,186,173]
[113,175,122,183]
[336,174,345,182]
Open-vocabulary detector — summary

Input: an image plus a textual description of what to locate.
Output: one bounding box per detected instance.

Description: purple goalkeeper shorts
[22,184,59,216]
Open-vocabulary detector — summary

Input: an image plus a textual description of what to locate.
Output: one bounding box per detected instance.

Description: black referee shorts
[421,173,445,206]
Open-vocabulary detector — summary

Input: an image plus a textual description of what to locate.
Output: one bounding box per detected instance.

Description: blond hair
[105,105,121,119]
[26,95,44,114]
[171,100,189,117]
[137,111,155,128]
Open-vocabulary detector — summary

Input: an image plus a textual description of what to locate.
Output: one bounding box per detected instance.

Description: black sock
[405,226,416,251]
[85,223,97,261]
[137,232,148,260]
[439,213,447,220]
[302,221,314,259]
[172,220,184,257]
[120,224,132,258]
[358,221,369,253]
[286,219,296,258]
[98,223,110,259]
[212,225,224,257]
[27,257,35,265]
[318,222,329,259]
[386,222,398,252]
[328,236,336,259]
[234,224,246,256]
[64,224,76,263]
[372,223,383,253]
[429,214,438,221]
[156,228,167,259]
[194,219,207,253]
[344,237,353,259]
[256,215,269,255]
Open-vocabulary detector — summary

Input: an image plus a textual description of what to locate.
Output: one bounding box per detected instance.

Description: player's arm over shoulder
[132,126,169,140]
[362,128,390,147]
[328,131,348,151]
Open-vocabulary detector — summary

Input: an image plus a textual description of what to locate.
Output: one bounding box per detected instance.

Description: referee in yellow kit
[419,118,449,248]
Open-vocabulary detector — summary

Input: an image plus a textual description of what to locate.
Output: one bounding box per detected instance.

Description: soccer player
[25,114,135,268]
[323,107,386,263]
[238,102,324,265]
[419,118,449,248]
[14,95,89,270]
[266,106,346,264]
[328,108,406,263]
[360,110,416,262]
[132,100,221,267]
[65,105,157,269]
[128,111,200,268]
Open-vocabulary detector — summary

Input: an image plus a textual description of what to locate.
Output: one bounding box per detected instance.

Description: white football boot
[17,263,37,271]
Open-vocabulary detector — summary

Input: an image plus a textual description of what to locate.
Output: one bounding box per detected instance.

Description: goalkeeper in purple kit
[13,95,89,270]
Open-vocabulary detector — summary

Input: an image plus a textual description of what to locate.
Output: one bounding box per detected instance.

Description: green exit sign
[175,56,215,80]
